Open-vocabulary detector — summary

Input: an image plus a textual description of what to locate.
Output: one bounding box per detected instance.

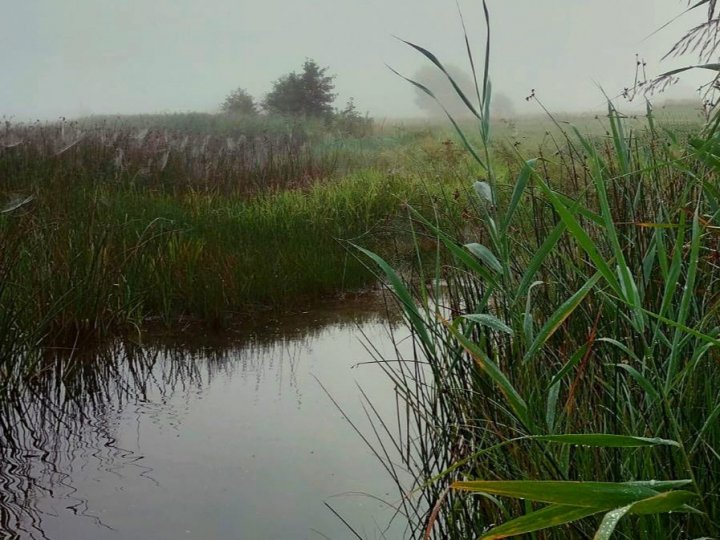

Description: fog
[0,0,708,121]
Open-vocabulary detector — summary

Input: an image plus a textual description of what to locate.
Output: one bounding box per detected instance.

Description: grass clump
[356,3,720,538]
[0,118,480,353]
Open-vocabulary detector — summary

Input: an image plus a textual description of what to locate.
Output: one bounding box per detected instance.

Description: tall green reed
[360,2,720,537]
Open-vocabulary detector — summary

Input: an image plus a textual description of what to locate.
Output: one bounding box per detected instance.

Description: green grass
[364,117,720,539]
[0,119,481,356]
[0,44,714,539]
[353,5,720,538]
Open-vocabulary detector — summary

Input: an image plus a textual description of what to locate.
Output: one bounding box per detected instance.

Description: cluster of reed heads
[2,117,340,196]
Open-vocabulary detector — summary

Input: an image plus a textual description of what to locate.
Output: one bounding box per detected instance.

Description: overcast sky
[0,0,708,120]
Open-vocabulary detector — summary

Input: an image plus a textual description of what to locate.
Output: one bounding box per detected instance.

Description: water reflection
[1,295,409,539]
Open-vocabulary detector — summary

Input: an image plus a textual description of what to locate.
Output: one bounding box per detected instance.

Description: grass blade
[447,323,531,429]
[514,221,566,305]
[522,273,601,364]
[501,159,536,234]
[452,480,660,507]
[462,313,513,334]
[594,506,631,540]
[395,37,481,119]
[536,178,621,295]
[387,65,487,170]
[531,434,679,448]
[465,243,502,273]
[480,504,603,539]
[353,244,433,353]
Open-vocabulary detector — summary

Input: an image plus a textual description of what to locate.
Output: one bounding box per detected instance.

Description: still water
[1,295,414,539]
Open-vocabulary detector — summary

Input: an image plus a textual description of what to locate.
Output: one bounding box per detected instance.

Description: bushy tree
[220,88,257,115]
[263,59,336,117]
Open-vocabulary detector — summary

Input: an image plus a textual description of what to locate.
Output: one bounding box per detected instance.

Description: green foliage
[0,119,477,361]
[263,59,336,118]
[355,2,720,538]
[364,109,720,538]
[220,87,258,115]
[77,111,331,140]
[334,98,374,137]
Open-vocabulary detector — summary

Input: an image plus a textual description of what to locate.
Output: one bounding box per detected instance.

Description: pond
[0,294,416,539]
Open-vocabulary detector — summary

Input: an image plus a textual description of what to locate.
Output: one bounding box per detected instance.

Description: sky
[0,0,709,121]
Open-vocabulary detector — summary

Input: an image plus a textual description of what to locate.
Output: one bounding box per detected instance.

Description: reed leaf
[480,504,603,540]
[452,480,663,508]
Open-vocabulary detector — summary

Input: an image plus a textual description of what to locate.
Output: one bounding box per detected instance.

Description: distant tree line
[221,59,372,136]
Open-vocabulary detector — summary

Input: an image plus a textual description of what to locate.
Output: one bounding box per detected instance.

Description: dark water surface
[1,295,413,539]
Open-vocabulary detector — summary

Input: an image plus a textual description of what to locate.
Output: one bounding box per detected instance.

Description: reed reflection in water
[0,298,411,539]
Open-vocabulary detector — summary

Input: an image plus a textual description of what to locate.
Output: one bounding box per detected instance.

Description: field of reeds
[363,106,720,538]
[0,114,483,385]
[347,10,720,539]
[2,32,719,540]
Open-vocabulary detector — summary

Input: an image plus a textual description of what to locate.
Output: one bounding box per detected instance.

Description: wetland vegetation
[351,3,720,537]
[3,1,720,538]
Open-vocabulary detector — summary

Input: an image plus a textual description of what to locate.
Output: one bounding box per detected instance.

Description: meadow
[0,114,482,384]
[2,95,719,539]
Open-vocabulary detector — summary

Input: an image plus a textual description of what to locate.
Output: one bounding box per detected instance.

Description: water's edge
[0,293,411,540]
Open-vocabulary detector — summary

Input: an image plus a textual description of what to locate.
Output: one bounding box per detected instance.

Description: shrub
[220,87,258,116]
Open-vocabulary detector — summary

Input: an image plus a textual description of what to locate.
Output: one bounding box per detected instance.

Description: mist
[0,0,707,121]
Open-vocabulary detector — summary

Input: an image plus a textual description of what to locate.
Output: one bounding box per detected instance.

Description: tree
[412,64,516,120]
[220,87,257,115]
[335,98,373,136]
[264,59,336,117]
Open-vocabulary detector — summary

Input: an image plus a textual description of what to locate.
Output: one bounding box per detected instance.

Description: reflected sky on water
[0,295,417,539]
